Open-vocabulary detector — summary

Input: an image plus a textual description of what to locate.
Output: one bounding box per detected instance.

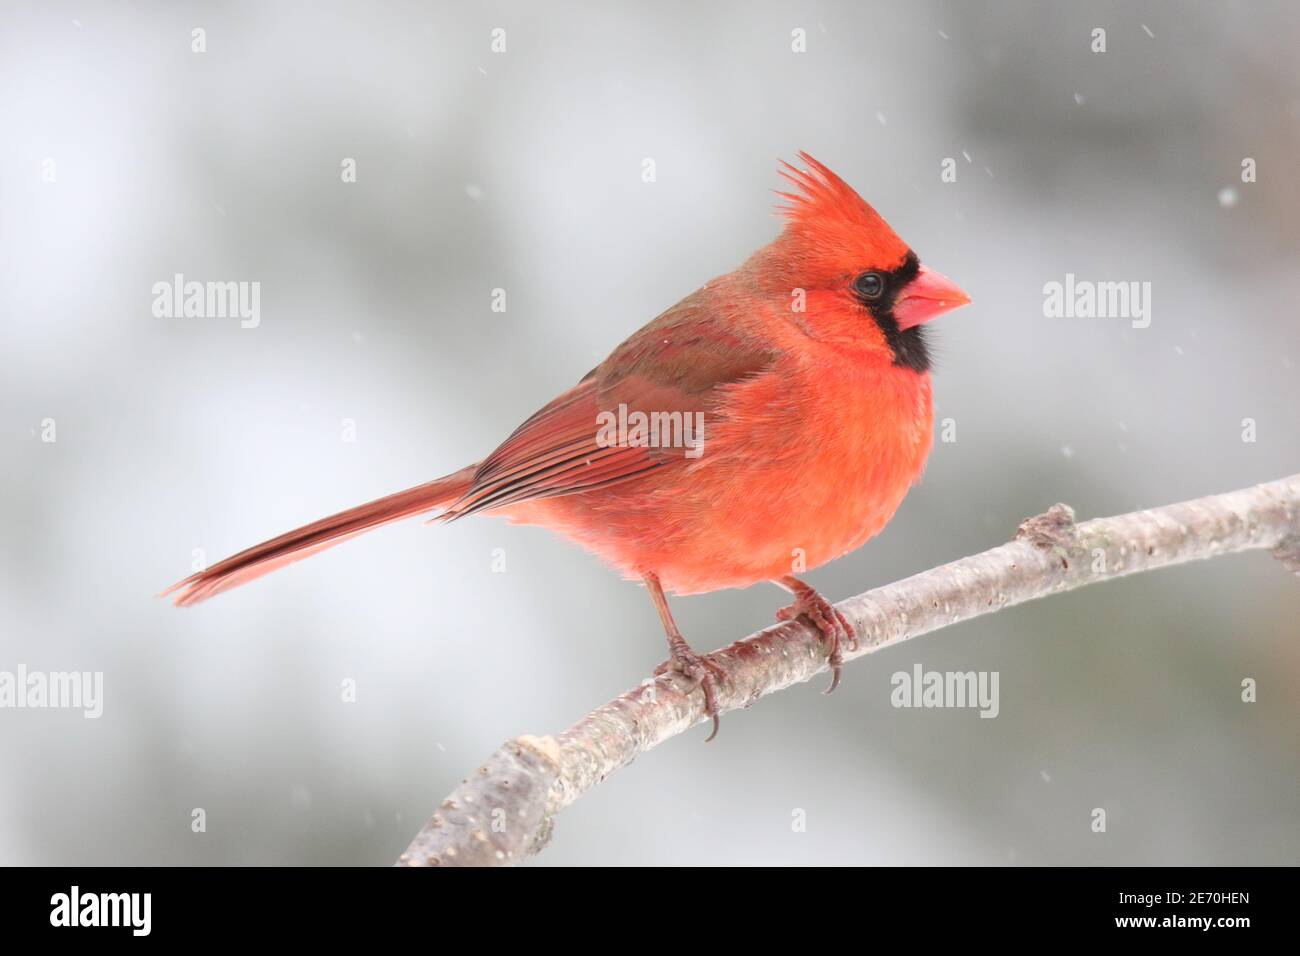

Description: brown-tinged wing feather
[441,295,777,520]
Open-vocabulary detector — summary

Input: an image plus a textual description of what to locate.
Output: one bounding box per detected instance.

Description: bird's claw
[777,586,857,694]
[655,645,727,742]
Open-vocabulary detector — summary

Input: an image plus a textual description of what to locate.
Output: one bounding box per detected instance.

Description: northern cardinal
[166,153,970,739]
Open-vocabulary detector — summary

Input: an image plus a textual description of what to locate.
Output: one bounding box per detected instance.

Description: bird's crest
[774,151,910,270]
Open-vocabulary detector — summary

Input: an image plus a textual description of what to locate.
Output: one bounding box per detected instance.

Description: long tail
[163,465,476,607]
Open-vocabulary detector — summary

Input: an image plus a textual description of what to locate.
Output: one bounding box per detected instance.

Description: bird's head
[752,152,970,373]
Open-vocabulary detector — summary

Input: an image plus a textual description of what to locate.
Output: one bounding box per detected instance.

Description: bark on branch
[396,473,1300,867]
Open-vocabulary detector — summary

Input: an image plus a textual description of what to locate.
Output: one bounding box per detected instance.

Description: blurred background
[2,0,1297,866]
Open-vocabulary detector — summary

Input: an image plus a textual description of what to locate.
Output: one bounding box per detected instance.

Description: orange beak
[893,266,971,330]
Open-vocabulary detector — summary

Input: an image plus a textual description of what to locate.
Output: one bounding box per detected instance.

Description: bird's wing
[441,299,778,519]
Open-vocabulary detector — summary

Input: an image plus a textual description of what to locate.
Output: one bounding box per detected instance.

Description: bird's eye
[854,272,886,301]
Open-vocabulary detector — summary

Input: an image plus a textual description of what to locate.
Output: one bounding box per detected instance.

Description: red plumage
[166,153,970,736]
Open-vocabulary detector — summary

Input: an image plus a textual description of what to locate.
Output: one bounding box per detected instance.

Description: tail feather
[163,465,476,607]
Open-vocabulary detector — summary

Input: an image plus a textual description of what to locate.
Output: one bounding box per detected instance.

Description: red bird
[166,153,970,739]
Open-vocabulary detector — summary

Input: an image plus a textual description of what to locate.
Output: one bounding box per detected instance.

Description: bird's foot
[775,578,857,694]
[655,639,727,742]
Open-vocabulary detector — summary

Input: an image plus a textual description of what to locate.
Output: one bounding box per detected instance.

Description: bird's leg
[644,572,727,742]
[773,576,858,694]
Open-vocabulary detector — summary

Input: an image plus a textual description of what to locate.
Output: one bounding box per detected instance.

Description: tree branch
[396,473,1300,866]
